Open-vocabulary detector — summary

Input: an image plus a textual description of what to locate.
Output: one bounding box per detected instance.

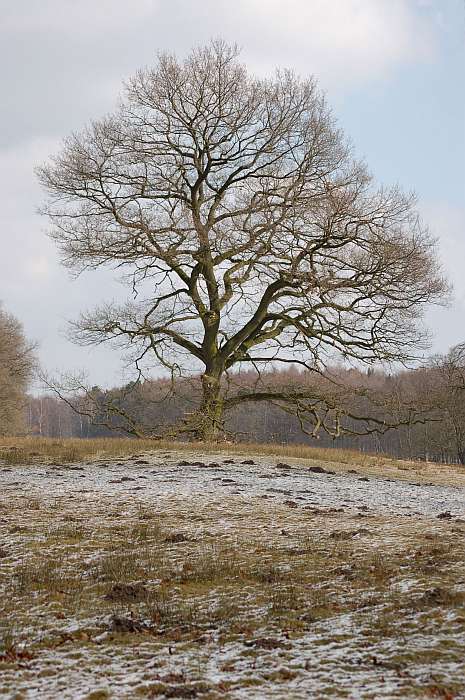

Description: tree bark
[194,372,224,441]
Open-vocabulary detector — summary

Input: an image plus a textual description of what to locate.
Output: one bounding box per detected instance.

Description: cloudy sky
[2,0,464,388]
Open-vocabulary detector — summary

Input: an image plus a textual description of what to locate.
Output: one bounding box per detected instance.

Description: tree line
[27,346,465,464]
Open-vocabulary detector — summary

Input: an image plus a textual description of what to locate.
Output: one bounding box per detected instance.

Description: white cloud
[24,254,52,283]
[0,138,58,288]
[224,0,436,86]
[420,200,465,353]
[2,0,157,35]
[421,201,465,303]
[0,137,127,386]
[2,1,437,102]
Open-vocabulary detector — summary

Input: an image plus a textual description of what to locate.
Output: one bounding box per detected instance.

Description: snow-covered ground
[2,452,465,518]
[1,452,464,699]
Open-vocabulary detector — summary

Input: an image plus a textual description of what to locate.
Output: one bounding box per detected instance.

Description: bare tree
[0,305,36,435]
[421,343,465,463]
[38,41,448,440]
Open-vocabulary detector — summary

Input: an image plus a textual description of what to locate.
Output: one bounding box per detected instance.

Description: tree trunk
[193,373,224,442]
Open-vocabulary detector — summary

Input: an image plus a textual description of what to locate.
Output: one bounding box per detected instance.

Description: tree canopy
[38,41,448,440]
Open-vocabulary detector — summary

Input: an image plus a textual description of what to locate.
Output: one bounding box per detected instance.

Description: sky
[1,0,464,388]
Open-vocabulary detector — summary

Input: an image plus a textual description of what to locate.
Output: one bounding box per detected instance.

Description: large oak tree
[38,42,448,440]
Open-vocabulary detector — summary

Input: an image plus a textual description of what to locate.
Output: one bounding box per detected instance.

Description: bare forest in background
[27,345,465,465]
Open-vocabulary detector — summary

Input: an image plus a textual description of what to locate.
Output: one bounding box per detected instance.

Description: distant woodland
[26,349,465,464]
